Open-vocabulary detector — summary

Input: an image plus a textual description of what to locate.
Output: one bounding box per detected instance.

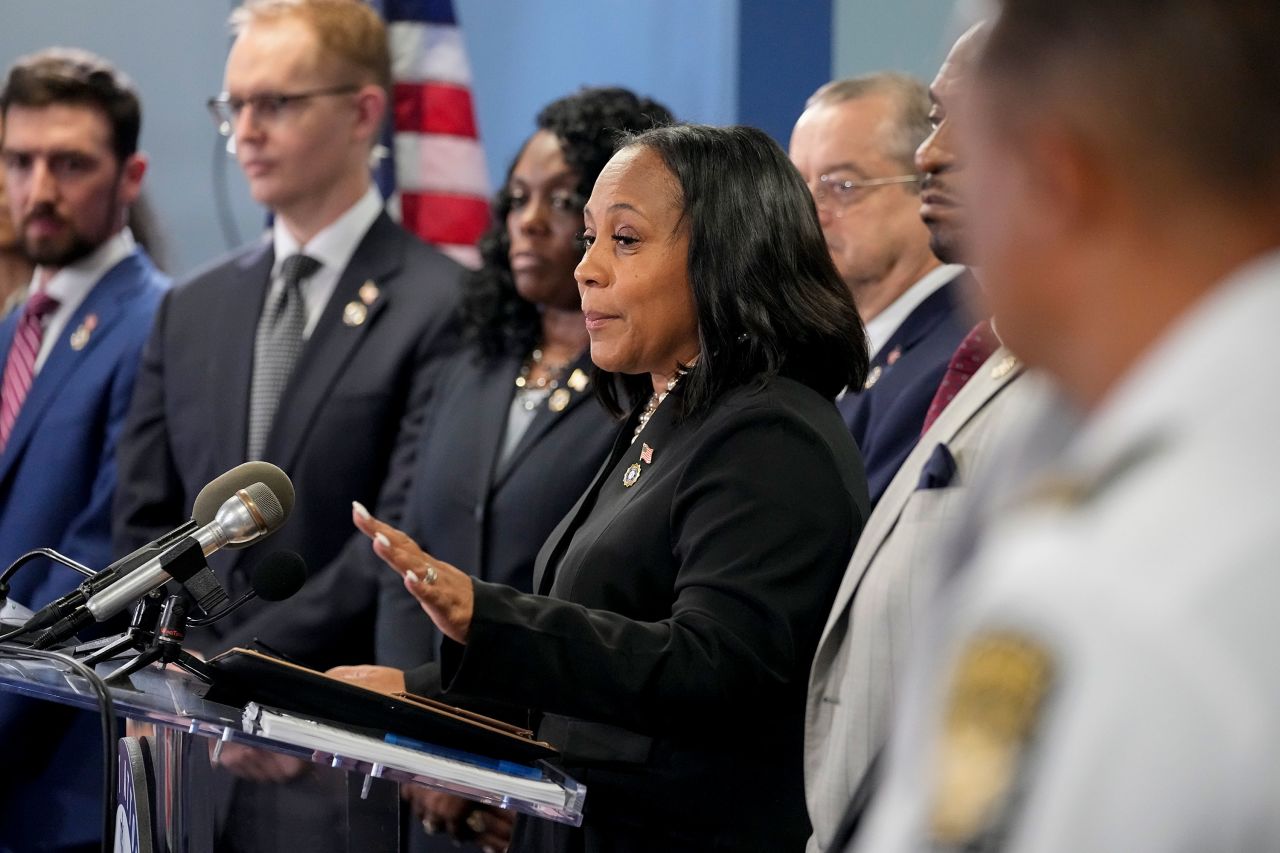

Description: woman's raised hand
[352,501,474,644]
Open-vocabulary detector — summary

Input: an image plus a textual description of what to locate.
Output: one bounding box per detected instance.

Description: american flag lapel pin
[640,443,654,464]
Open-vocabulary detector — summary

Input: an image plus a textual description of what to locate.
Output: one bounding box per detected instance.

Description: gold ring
[465,810,487,834]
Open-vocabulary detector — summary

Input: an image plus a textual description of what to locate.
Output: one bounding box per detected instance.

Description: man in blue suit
[0,49,168,852]
[791,74,972,505]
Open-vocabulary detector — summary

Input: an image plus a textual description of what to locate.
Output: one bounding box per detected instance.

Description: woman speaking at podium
[352,124,870,852]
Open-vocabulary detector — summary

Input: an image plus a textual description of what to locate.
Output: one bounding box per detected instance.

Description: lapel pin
[358,280,380,306]
[886,346,903,366]
[343,301,368,327]
[548,387,571,412]
[990,354,1019,380]
[622,462,642,488]
[640,443,654,464]
[70,313,98,351]
[863,365,882,390]
[567,368,589,392]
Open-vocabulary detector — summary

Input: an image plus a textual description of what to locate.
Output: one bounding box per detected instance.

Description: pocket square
[917,442,958,490]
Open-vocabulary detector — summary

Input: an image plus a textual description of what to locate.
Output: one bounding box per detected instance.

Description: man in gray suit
[113,0,462,848]
[802,23,1051,852]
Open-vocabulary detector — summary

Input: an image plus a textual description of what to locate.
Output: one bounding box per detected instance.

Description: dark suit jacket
[838,274,970,506]
[433,377,869,853]
[212,347,617,673]
[113,212,462,662]
[0,249,168,851]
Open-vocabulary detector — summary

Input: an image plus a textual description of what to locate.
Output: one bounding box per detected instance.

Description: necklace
[515,348,572,411]
[632,374,681,443]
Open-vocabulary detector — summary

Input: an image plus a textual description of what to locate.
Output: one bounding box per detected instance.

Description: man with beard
[0,48,168,852]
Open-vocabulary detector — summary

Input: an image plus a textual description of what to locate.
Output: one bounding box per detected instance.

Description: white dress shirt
[30,227,136,372]
[267,185,382,337]
[862,263,965,358]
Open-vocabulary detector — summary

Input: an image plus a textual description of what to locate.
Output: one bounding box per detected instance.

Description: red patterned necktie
[920,320,997,434]
[0,290,61,453]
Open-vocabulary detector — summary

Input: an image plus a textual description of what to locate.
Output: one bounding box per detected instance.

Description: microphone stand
[103,595,217,686]
[77,593,166,667]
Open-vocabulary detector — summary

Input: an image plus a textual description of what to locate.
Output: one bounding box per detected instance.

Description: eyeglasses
[206,85,360,136]
[811,172,921,216]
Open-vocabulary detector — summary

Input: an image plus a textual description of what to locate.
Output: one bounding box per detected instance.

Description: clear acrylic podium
[0,653,586,852]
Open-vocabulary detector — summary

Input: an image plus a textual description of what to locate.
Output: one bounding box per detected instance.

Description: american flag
[372,0,490,268]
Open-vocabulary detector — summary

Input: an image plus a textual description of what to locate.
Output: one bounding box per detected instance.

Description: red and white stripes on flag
[0,291,59,454]
[381,0,490,269]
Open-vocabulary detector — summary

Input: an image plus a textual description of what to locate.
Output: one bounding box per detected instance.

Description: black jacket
[434,376,869,852]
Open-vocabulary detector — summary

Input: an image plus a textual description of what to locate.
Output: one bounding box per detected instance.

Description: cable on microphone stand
[0,641,117,853]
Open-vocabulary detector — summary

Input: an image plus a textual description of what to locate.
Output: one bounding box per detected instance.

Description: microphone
[87,483,287,622]
[30,483,289,648]
[192,461,296,542]
[19,463,294,635]
[187,551,307,627]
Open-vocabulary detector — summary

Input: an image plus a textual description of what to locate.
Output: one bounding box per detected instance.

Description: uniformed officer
[852,0,1280,849]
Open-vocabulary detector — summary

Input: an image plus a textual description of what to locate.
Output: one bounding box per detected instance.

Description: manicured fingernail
[406,571,420,585]
[352,500,371,520]
[375,532,390,548]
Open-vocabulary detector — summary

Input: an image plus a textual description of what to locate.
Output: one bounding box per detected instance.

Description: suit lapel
[467,353,521,502]
[264,214,401,470]
[211,240,274,468]
[816,348,1025,646]
[532,407,634,596]
[491,351,594,489]
[0,254,146,483]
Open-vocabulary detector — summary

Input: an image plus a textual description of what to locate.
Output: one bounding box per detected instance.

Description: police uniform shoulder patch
[929,630,1055,847]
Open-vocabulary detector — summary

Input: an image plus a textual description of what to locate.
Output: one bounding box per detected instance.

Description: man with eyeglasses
[113,1,462,848]
[791,73,972,505]
[802,25,1057,852]
[0,47,169,853]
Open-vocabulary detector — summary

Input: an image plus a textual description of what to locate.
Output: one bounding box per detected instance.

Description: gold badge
[342,301,368,327]
[622,462,642,488]
[548,387,571,412]
[69,313,98,351]
[990,354,1019,380]
[929,631,1054,847]
[863,365,882,390]
[358,280,380,306]
[566,368,589,392]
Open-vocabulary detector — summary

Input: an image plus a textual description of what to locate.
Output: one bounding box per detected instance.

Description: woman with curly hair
[329,87,673,851]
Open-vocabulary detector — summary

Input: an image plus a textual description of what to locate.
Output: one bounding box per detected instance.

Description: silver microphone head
[193,462,295,549]
[214,482,289,546]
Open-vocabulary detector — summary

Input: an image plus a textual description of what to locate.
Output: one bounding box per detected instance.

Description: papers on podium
[243,703,570,808]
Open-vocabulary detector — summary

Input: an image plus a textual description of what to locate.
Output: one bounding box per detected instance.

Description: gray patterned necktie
[247,253,321,459]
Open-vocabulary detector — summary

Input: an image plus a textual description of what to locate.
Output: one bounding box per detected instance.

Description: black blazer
[112,213,463,659]
[838,274,972,505]
[210,347,617,672]
[434,377,869,853]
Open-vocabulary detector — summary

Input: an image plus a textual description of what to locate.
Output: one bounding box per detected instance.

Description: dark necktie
[920,320,997,434]
[248,253,321,459]
[0,290,61,453]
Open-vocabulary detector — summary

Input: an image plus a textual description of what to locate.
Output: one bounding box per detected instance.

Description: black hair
[594,124,869,419]
[981,0,1280,206]
[460,87,674,357]
[1,48,141,163]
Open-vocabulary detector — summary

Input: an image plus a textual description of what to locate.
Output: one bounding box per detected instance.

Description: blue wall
[1,1,950,276]
[455,0,740,191]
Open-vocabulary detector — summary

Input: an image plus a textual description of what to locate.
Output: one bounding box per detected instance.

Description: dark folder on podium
[204,647,555,764]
